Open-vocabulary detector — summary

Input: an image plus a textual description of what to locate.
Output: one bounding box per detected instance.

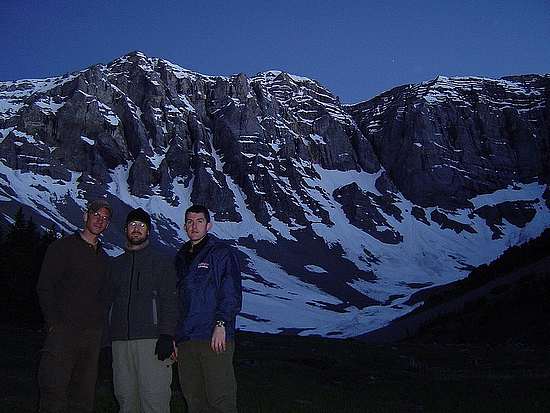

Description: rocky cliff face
[346,75,550,209]
[1,51,549,337]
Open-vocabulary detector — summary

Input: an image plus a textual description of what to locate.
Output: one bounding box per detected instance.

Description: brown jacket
[37,233,110,329]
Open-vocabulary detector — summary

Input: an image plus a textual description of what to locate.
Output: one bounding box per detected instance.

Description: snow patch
[305,265,328,274]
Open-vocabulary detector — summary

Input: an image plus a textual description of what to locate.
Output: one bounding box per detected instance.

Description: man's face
[185,212,212,244]
[85,207,111,236]
[126,221,149,245]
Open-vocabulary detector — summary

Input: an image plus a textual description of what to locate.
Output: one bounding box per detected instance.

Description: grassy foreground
[3,325,550,413]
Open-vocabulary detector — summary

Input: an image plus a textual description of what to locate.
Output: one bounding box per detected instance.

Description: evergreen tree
[2,208,60,325]
[2,208,26,306]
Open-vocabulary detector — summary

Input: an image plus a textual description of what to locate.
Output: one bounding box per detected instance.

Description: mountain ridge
[1,51,549,337]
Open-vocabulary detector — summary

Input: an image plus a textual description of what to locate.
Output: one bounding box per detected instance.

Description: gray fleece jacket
[108,243,178,341]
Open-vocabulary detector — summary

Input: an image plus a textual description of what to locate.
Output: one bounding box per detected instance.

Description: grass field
[3,325,549,413]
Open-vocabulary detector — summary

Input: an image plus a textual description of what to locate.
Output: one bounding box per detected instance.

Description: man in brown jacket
[36,199,113,413]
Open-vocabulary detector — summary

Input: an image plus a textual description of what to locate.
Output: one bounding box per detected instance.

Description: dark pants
[177,340,237,413]
[38,326,102,413]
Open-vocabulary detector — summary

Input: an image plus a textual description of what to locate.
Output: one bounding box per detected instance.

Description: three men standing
[108,208,178,413]
[175,205,242,413]
[37,202,242,413]
[37,199,112,413]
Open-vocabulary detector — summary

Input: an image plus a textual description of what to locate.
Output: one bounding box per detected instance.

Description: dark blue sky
[1,0,549,103]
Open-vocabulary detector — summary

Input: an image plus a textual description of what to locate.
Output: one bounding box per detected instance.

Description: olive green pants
[177,340,237,413]
[38,326,102,413]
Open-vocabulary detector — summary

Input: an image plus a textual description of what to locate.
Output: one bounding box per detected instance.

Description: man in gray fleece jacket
[108,208,178,413]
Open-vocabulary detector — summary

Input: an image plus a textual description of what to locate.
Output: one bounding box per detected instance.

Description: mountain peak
[1,53,549,338]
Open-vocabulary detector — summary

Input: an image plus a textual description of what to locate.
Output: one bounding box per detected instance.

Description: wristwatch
[215,320,225,328]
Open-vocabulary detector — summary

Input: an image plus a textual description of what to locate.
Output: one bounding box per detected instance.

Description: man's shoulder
[49,233,80,249]
[111,250,129,262]
[149,247,175,263]
[207,236,238,257]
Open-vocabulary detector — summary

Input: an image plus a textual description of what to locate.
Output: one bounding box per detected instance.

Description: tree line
[0,208,60,325]
[424,228,550,308]
[421,228,550,309]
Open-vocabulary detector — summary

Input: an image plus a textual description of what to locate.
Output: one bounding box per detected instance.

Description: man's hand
[211,325,226,353]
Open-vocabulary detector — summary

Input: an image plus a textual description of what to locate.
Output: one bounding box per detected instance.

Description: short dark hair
[185,205,211,223]
[87,199,113,217]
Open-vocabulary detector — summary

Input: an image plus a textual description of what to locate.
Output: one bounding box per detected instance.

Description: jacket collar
[76,231,103,253]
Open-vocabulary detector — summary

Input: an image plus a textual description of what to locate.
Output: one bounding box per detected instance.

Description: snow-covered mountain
[1,51,549,338]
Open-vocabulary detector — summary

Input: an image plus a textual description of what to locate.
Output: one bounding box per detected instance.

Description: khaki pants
[38,326,102,413]
[177,340,237,413]
[112,338,173,413]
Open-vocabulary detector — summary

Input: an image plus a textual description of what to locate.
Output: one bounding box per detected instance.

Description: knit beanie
[126,208,151,228]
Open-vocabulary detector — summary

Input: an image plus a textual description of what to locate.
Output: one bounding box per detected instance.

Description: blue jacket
[174,235,242,343]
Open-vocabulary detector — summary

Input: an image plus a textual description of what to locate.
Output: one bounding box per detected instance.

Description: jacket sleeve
[214,246,242,327]
[158,253,178,337]
[36,240,65,327]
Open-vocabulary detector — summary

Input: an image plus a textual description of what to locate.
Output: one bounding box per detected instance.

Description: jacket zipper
[127,251,135,340]
[152,290,158,326]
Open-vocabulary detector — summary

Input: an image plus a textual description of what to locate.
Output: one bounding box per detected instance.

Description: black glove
[155,334,174,361]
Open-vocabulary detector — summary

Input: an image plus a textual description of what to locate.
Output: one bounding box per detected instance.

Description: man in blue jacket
[175,205,242,413]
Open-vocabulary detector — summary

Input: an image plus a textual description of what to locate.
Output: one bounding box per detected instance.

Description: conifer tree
[2,208,60,324]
